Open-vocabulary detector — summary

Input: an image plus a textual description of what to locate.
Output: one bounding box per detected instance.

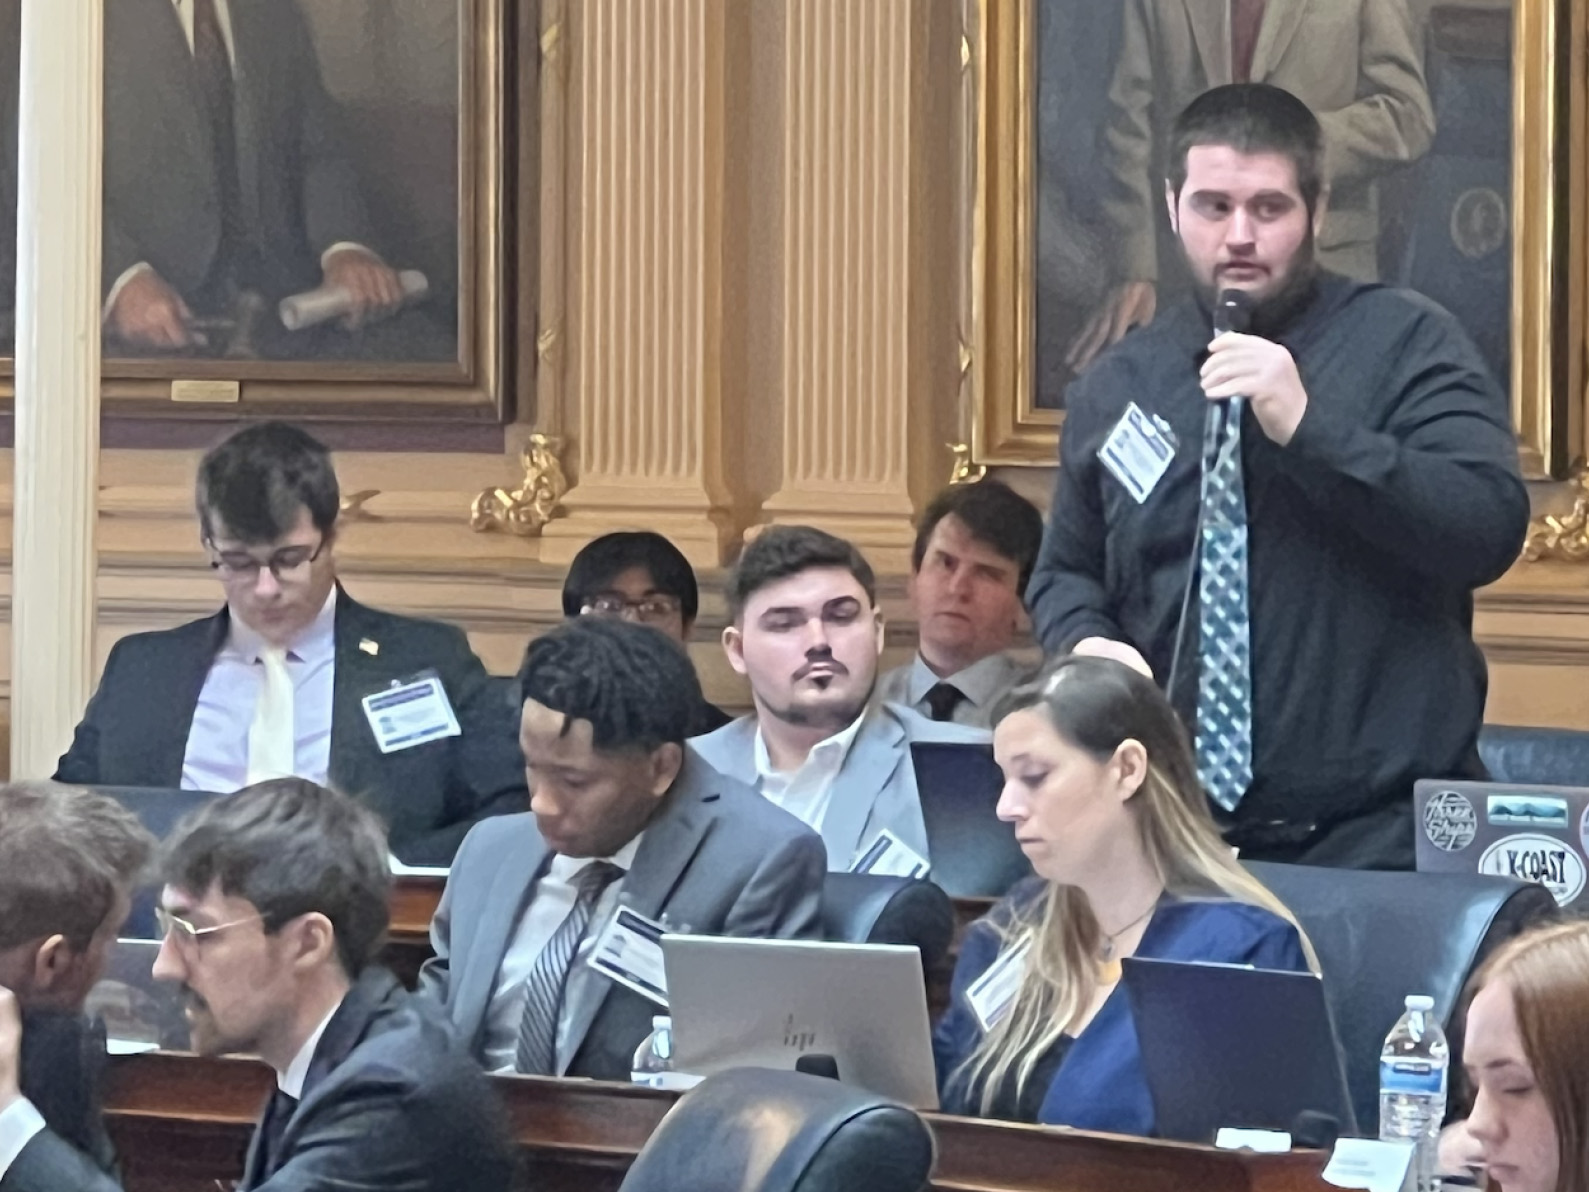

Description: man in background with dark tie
[876,480,1043,728]
[149,779,515,1191]
[0,784,153,1192]
[419,617,826,1081]
[1027,84,1527,869]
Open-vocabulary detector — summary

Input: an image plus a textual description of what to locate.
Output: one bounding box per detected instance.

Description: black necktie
[191,0,245,285]
[252,1087,299,1184]
[924,682,967,723]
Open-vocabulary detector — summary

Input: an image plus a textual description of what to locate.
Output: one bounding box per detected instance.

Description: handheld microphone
[1213,288,1253,338]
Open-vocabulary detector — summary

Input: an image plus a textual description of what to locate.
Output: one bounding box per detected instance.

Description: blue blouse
[933,880,1311,1135]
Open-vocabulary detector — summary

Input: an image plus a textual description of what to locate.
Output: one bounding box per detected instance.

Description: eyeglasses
[155,908,264,949]
[581,593,684,625]
[206,536,327,581]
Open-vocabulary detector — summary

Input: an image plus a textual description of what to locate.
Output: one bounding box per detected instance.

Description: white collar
[752,710,866,782]
[905,650,1013,708]
[547,830,646,884]
[277,998,343,1098]
[226,587,338,665]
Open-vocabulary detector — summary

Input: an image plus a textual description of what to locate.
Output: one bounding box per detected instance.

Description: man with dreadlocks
[417,617,825,1080]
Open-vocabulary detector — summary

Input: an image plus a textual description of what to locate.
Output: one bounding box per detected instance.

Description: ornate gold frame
[967,0,1586,477]
[6,0,514,422]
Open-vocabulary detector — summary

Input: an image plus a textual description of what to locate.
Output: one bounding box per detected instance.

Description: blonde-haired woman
[933,655,1315,1131]
[1455,919,1589,1192]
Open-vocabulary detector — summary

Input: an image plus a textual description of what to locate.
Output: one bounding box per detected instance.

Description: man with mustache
[694,526,987,871]
[149,779,515,1191]
[1027,84,1528,870]
[0,784,153,1192]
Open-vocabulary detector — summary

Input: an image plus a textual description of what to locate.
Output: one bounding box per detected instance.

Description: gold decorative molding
[1523,471,1589,562]
[469,433,568,537]
[338,489,382,523]
[948,443,987,486]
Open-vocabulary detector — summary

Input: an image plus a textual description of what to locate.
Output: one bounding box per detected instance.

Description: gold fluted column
[539,0,737,568]
[755,0,958,572]
[10,0,103,777]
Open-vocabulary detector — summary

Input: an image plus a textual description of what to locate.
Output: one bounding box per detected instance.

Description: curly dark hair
[516,617,704,751]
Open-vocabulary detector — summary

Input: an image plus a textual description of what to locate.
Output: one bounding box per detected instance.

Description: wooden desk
[103,1051,1334,1192]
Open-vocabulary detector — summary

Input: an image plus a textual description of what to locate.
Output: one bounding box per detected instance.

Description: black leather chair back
[618,1068,934,1192]
[910,742,1031,898]
[1477,724,1589,788]
[820,873,954,973]
[1247,861,1556,1131]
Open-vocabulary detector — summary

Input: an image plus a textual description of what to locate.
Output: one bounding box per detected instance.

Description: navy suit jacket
[934,881,1311,1134]
[54,589,527,865]
[240,968,516,1191]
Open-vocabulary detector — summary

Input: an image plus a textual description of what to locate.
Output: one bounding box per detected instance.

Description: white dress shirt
[752,714,866,832]
[181,589,338,792]
[875,651,1024,729]
[0,1098,45,1181]
[279,1000,342,1097]
[482,833,646,1074]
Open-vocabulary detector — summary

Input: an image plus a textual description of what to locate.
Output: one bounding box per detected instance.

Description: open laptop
[661,936,939,1109]
[909,742,1031,898]
[87,787,223,938]
[1413,779,1589,910]
[1122,956,1358,1143]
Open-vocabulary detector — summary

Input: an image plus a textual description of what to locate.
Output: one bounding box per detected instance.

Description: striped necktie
[1196,399,1254,812]
[514,861,622,1075]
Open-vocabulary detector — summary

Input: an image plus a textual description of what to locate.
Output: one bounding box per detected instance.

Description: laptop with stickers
[1413,779,1589,910]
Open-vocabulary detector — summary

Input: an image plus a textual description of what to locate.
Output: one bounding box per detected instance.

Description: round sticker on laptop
[1478,833,1586,906]
[1421,789,1477,852]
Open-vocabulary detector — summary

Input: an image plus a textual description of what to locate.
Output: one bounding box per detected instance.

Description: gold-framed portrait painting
[970,0,1585,478]
[0,0,524,421]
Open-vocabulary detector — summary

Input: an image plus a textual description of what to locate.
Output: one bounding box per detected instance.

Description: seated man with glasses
[55,422,528,865]
[0,782,153,1192]
[561,530,733,733]
[150,779,515,1191]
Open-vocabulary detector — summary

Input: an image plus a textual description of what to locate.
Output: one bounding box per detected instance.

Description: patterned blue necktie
[514,860,621,1075]
[1196,399,1254,812]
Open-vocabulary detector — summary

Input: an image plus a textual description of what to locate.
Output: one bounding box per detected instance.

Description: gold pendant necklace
[1096,894,1162,964]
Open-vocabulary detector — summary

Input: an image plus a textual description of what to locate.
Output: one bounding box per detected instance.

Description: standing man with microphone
[1027,83,1529,870]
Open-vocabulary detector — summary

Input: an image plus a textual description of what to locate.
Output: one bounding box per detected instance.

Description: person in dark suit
[92,0,446,360]
[933,657,1314,1133]
[54,423,527,865]
[0,783,155,1192]
[147,779,514,1191]
[418,618,826,1081]
[561,530,734,734]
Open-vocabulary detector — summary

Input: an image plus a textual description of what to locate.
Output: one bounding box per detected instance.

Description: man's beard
[1191,225,1320,336]
[765,687,870,734]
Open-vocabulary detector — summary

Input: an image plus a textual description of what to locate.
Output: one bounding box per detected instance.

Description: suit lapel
[156,610,232,784]
[1249,0,1309,80]
[458,827,551,1053]
[556,763,714,1074]
[818,710,904,869]
[1183,0,1232,87]
[327,590,382,794]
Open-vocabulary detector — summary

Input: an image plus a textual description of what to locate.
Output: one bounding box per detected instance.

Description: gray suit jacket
[691,703,988,870]
[417,750,826,1082]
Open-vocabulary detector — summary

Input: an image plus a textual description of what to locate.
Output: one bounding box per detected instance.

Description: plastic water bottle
[631,1016,674,1087]
[1379,995,1449,1192]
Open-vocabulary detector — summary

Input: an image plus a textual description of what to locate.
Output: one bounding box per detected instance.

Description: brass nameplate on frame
[170,380,242,404]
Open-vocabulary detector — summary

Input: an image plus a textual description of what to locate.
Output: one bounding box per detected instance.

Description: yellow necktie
[246,646,296,785]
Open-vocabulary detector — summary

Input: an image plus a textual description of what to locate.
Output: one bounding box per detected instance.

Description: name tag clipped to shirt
[1097,402,1177,504]
[360,671,462,754]
[849,829,930,880]
[587,906,670,1008]
[966,940,1030,1032]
